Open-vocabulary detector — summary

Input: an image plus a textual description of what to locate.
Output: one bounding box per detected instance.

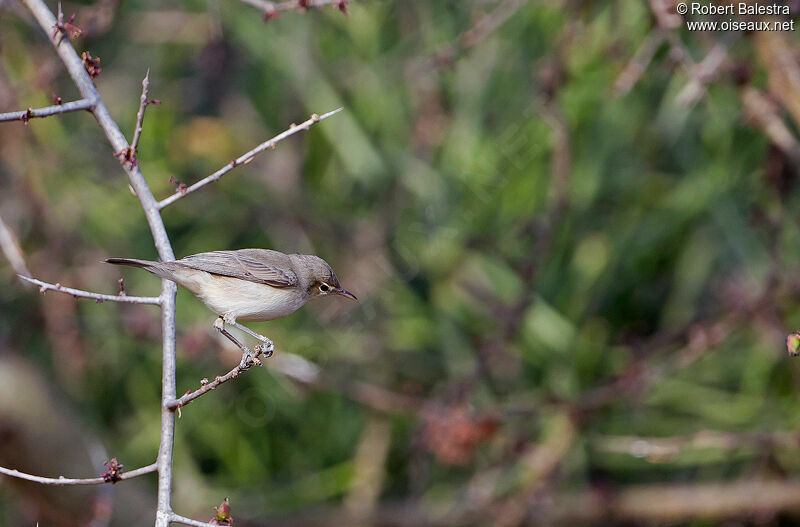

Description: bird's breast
[191,274,308,321]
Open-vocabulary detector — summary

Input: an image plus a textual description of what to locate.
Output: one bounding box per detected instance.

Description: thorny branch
[115,70,156,165]
[240,0,350,19]
[157,108,342,209]
[0,214,31,277]
[593,430,800,461]
[19,275,162,305]
[0,98,95,123]
[614,30,667,97]
[13,1,178,524]
[0,463,157,486]
[168,350,265,411]
[249,479,800,526]
[169,513,219,527]
[431,0,527,68]
[131,70,152,154]
[3,1,342,525]
[742,87,800,170]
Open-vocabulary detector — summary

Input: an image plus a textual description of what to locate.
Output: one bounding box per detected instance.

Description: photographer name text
[686,3,789,15]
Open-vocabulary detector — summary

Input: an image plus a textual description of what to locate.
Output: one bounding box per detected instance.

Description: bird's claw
[255,340,274,359]
[239,347,263,369]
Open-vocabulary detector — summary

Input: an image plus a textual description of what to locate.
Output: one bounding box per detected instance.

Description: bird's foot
[239,347,263,369]
[254,339,274,359]
[217,315,274,362]
[231,320,271,344]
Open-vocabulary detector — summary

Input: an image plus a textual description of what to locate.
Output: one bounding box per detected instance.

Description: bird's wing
[177,250,298,287]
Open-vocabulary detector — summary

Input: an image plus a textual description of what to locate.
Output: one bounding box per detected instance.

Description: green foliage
[1,0,799,525]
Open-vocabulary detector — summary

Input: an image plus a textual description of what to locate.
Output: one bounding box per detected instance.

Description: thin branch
[19,3,179,525]
[265,350,422,414]
[167,350,264,410]
[242,479,800,527]
[0,462,157,486]
[157,108,343,209]
[648,0,682,29]
[676,41,732,108]
[593,430,800,461]
[742,87,800,169]
[0,98,94,122]
[614,30,666,97]
[0,214,31,277]
[432,0,527,67]
[169,513,216,527]
[19,275,162,305]
[574,321,729,415]
[131,69,151,155]
[241,0,348,17]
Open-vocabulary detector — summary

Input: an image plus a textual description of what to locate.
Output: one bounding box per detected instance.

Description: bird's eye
[319,284,330,292]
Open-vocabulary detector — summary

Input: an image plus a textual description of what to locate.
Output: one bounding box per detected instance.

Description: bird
[106,249,357,366]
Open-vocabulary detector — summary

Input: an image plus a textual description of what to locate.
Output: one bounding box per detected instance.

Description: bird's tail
[105,258,183,283]
[105,257,156,269]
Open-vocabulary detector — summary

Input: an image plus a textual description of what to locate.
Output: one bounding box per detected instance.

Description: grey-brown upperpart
[105,248,357,322]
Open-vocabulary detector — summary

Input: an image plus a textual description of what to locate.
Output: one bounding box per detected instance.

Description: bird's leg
[224,316,274,358]
[214,316,262,369]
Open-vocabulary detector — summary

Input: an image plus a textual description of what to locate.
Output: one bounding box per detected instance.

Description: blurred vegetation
[2,0,800,525]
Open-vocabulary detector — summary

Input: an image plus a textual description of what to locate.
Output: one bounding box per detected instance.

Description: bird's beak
[337,288,358,301]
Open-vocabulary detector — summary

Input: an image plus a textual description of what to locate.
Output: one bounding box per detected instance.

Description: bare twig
[240,0,348,18]
[157,108,342,209]
[19,2,178,525]
[12,1,337,525]
[0,98,94,122]
[0,462,157,486]
[169,513,217,527]
[167,350,264,410]
[614,31,666,97]
[249,479,800,526]
[648,0,682,29]
[265,351,422,414]
[755,31,800,129]
[742,87,800,169]
[593,430,800,461]
[130,69,152,155]
[676,42,731,108]
[432,0,526,67]
[0,214,31,277]
[19,275,161,305]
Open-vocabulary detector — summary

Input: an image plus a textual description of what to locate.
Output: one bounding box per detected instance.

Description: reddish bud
[788,332,800,356]
[169,177,188,194]
[298,0,310,11]
[213,497,232,525]
[115,147,136,166]
[336,1,348,14]
[81,51,102,79]
[420,406,499,465]
[51,13,81,41]
[101,458,124,483]
[52,93,63,105]
[263,10,279,21]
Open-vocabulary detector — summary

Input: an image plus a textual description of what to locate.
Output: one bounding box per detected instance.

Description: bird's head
[301,255,358,301]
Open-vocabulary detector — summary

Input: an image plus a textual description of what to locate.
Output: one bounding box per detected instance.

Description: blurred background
[2,0,800,525]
